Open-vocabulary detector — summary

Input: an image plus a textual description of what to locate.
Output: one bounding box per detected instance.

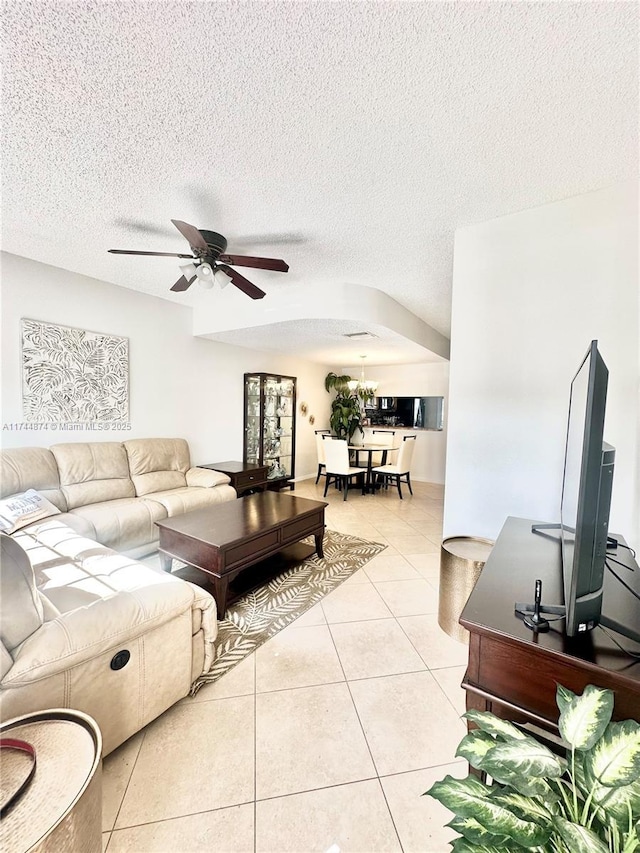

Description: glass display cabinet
[244,373,296,489]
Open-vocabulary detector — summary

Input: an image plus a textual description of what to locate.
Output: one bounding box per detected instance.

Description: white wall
[0,253,330,479]
[444,182,639,551]
[341,361,450,484]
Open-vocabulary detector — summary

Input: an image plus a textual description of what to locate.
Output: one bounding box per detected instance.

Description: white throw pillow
[0,489,61,534]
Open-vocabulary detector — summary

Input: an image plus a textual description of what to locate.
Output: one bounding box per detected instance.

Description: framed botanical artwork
[21,318,129,422]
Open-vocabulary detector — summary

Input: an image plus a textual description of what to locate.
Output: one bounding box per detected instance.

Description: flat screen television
[524,341,639,643]
[559,340,615,636]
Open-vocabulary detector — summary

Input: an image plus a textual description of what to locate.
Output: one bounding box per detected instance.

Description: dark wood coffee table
[155,491,328,619]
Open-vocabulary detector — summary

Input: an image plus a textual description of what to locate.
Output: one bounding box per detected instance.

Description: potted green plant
[425,683,640,852]
[324,372,365,441]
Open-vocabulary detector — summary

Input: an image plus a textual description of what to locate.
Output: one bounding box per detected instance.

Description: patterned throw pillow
[0,489,61,534]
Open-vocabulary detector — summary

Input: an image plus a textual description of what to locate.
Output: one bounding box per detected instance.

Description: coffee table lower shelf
[170,540,318,612]
[159,533,324,618]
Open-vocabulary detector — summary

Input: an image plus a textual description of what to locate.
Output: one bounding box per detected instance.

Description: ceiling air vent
[344,331,377,340]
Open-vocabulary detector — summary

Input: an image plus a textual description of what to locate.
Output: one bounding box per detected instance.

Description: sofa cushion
[51,442,135,508]
[0,489,61,534]
[68,498,168,552]
[12,520,164,610]
[0,533,44,651]
[0,446,67,511]
[12,525,78,580]
[144,484,237,516]
[124,438,191,496]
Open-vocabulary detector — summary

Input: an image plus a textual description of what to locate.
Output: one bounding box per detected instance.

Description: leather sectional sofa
[0,438,237,754]
[0,437,237,557]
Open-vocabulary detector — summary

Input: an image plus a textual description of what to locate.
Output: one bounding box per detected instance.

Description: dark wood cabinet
[199,461,268,497]
[244,373,296,491]
[460,516,640,737]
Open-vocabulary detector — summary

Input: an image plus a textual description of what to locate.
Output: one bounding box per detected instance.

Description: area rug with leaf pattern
[189,530,386,694]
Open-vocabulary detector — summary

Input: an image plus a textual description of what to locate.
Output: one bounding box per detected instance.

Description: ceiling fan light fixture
[196,263,214,289]
[214,268,233,290]
[179,262,197,280]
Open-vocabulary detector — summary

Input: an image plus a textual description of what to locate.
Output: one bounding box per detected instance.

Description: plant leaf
[559,684,614,751]
[489,789,556,824]
[425,775,549,847]
[556,683,577,716]
[586,720,640,788]
[630,820,640,850]
[482,738,567,784]
[324,372,337,392]
[591,777,640,823]
[424,773,490,802]
[575,748,640,824]
[464,710,528,741]
[447,815,509,845]
[450,835,530,852]
[553,815,610,852]
[456,730,496,768]
[484,766,555,798]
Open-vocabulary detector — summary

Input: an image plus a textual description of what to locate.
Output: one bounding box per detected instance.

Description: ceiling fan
[108,219,289,299]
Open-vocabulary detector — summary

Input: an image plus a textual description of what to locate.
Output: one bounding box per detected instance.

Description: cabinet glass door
[244,372,297,487]
[244,374,262,464]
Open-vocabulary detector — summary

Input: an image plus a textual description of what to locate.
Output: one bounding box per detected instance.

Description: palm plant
[425,683,640,852]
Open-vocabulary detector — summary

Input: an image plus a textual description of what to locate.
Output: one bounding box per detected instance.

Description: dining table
[347,442,399,493]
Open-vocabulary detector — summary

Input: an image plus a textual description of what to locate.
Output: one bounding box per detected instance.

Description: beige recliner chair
[0,522,218,755]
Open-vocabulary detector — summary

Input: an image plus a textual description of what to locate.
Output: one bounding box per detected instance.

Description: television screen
[560,341,615,636]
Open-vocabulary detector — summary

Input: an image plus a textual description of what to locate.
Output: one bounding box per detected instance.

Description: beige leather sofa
[0,438,235,752]
[0,438,237,557]
[0,521,217,756]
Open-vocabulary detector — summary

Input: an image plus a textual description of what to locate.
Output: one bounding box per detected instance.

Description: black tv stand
[526,521,640,645]
[599,614,640,645]
[531,522,564,534]
[530,521,619,550]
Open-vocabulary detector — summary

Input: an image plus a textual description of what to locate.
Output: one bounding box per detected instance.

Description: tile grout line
[102,798,258,834]
[326,608,406,851]
[253,641,258,853]
[106,729,147,841]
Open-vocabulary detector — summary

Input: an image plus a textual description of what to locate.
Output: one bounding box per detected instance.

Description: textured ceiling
[2,1,638,364]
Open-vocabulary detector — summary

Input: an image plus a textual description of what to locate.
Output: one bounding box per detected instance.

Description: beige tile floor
[103,479,469,853]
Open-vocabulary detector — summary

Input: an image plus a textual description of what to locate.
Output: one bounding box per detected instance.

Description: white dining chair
[314,429,332,483]
[323,439,366,501]
[371,434,417,499]
[371,429,397,466]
